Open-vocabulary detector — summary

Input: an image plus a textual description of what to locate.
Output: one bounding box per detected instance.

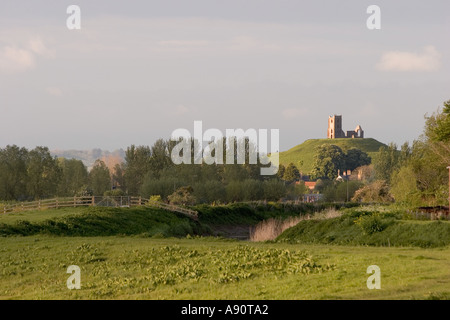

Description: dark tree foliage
[0,145,28,200]
[88,160,111,195]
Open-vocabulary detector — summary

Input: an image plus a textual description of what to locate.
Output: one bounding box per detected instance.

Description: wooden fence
[144,200,199,221]
[1,196,198,220]
[1,196,95,214]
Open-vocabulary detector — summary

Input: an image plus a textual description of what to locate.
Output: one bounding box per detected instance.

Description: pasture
[0,205,449,300]
[1,236,449,300]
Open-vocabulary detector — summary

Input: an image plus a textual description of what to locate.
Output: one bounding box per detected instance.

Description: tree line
[0,138,307,203]
[3,99,447,206]
[371,100,450,206]
[0,145,92,201]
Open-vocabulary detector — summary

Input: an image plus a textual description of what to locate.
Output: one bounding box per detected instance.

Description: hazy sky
[0,0,449,152]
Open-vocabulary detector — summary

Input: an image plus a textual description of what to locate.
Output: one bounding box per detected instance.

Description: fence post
[139,196,142,206]
[74,196,76,207]
[38,200,41,210]
[56,198,59,209]
[92,196,95,206]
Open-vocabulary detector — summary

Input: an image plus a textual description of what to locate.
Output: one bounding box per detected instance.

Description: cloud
[158,40,210,47]
[29,37,54,58]
[281,107,308,119]
[171,104,190,116]
[376,46,441,72]
[0,46,35,72]
[0,37,53,73]
[45,87,63,97]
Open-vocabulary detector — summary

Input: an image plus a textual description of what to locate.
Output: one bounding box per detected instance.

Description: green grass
[194,202,359,226]
[277,208,450,248]
[0,207,87,224]
[194,202,312,226]
[0,206,210,238]
[0,236,449,300]
[1,205,449,300]
[276,138,386,174]
[0,203,335,237]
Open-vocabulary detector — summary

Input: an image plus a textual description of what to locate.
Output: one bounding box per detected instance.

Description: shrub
[104,189,125,197]
[167,186,196,205]
[149,195,162,203]
[354,213,386,235]
[352,180,394,203]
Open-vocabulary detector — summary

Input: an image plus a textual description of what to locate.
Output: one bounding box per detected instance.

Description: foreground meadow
[0,236,449,300]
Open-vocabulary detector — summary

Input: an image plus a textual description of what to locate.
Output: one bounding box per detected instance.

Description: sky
[0,0,449,152]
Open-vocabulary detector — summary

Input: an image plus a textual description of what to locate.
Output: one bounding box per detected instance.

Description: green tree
[374,143,399,183]
[390,165,420,206]
[88,160,111,195]
[286,181,308,200]
[426,100,450,143]
[221,164,248,183]
[345,148,371,172]
[112,162,126,190]
[408,140,448,205]
[398,142,412,165]
[241,179,264,201]
[150,139,173,178]
[276,164,286,180]
[323,180,364,202]
[27,146,61,199]
[283,163,300,182]
[192,180,226,203]
[57,158,88,196]
[314,179,333,193]
[424,100,450,165]
[0,145,28,200]
[226,180,245,202]
[124,145,151,195]
[311,144,345,180]
[262,179,287,201]
[141,176,180,200]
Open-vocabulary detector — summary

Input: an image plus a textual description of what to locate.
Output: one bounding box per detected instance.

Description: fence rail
[144,200,199,221]
[1,196,199,220]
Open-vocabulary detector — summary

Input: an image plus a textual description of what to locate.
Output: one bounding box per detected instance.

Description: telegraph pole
[447,166,450,215]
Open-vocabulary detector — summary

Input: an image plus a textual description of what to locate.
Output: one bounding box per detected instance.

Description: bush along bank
[276,207,450,248]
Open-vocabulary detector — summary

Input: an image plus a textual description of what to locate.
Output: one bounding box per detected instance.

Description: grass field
[0,236,449,300]
[1,205,449,300]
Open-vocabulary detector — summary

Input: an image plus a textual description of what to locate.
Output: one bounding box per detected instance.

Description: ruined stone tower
[327,115,345,139]
[327,115,364,139]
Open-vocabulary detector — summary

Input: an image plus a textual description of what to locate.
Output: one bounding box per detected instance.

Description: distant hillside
[51,149,125,171]
[277,138,387,174]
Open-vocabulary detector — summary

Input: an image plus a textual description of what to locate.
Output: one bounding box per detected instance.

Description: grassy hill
[277,138,387,174]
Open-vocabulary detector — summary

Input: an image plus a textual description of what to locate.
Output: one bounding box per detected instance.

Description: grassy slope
[0,203,341,236]
[0,236,449,300]
[0,206,209,237]
[277,138,386,174]
[277,212,450,248]
[194,202,349,225]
